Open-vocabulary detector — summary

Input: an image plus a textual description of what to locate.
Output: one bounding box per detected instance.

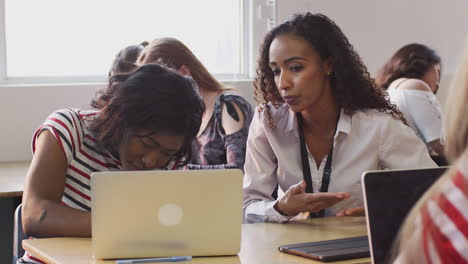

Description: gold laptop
[90,169,243,259]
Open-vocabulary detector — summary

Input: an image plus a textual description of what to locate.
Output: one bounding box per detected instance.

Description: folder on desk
[278,236,370,262]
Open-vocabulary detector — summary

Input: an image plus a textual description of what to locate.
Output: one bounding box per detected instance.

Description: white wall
[0,84,100,162]
[277,0,468,109]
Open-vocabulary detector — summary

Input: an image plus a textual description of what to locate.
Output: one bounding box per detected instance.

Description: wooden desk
[0,160,30,197]
[23,217,370,264]
[0,160,30,264]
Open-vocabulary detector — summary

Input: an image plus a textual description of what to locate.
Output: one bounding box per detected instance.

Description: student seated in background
[376,43,446,165]
[137,38,254,170]
[108,41,148,76]
[393,44,468,264]
[20,64,204,263]
[242,13,437,223]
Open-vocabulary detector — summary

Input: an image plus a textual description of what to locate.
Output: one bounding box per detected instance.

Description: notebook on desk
[90,169,243,260]
[278,236,370,262]
[362,167,446,264]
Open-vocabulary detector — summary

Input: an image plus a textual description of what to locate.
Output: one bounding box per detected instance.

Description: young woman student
[376,43,445,164]
[137,38,253,170]
[20,64,204,263]
[242,13,437,223]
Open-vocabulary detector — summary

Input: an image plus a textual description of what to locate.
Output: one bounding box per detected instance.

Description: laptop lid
[91,169,243,259]
[362,167,446,264]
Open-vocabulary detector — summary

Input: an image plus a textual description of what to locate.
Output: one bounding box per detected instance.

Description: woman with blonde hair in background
[394,45,468,263]
[138,38,253,170]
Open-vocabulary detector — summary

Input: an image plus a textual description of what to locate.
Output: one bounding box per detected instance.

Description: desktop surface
[0,161,29,197]
[23,217,370,264]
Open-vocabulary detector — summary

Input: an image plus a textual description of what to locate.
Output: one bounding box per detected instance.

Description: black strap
[296,112,338,218]
[297,113,314,194]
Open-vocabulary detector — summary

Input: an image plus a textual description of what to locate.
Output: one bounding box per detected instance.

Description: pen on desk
[116,256,192,264]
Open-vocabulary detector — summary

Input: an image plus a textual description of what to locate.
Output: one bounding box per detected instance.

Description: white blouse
[387,78,443,147]
[243,103,437,222]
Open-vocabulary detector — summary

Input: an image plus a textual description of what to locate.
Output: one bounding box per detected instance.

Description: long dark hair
[254,12,404,127]
[376,43,441,90]
[90,63,205,165]
[109,41,149,76]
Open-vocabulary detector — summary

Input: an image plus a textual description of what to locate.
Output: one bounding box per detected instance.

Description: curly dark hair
[90,63,205,165]
[254,12,405,127]
[376,43,441,90]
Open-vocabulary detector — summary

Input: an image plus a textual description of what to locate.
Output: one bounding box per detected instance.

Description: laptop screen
[363,167,446,263]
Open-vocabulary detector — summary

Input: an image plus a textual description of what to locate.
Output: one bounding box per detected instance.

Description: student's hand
[336,206,365,217]
[274,180,350,217]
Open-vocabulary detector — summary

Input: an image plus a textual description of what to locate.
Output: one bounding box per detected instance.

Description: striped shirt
[33,108,123,211]
[21,108,180,263]
[393,156,468,264]
[421,157,468,264]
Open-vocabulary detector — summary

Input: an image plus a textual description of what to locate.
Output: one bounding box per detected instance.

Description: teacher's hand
[274,180,350,216]
[336,206,365,217]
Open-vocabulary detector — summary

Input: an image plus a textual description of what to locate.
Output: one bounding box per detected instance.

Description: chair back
[13,204,27,264]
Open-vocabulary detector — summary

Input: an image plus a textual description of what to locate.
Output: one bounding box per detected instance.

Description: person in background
[393,44,468,264]
[109,41,149,76]
[20,64,204,263]
[137,37,253,170]
[242,13,436,223]
[376,43,446,165]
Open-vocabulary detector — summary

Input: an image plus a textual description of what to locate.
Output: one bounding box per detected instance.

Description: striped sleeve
[421,159,468,264]
[32,109,79,165]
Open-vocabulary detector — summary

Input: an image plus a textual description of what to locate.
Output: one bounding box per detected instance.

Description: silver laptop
[362,167,446,264]
[90,169,243,260]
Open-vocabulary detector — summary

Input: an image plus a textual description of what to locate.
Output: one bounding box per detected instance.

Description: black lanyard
[296,111,339,218]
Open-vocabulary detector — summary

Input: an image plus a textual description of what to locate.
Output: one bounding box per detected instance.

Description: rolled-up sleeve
[242,110,293,223]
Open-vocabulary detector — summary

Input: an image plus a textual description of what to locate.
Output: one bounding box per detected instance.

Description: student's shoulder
[46,108,98,128]
[399,78,432,92]
[46,108,77,122]
[49,108,96,120]
[219,90,253,109]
